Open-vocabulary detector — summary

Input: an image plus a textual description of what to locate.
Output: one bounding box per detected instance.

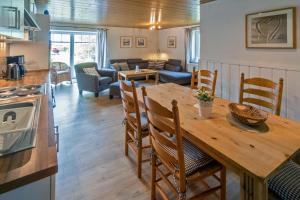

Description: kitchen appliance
[5,63,21,80]
[0,84,45,100]
[5,55,26,79]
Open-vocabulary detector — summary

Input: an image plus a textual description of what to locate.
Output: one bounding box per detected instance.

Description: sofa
[109,59,149,81]
[110,58,149,69]
[74,62,116,97]
[109,58,192,85]
[158,59,192,85]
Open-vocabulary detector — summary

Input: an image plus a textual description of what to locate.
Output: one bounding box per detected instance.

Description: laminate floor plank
[54,83,240,200]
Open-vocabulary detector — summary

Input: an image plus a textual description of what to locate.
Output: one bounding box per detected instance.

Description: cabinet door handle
[55,125,59,152]
[17,10,20,29]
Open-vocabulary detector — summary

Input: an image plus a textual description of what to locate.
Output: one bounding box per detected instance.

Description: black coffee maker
[6,55,26,77]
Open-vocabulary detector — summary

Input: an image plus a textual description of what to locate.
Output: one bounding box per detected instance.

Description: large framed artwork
[120,36,133,48]
[167,36,176,48]
[246,7,296,49]
[135,37,147,48]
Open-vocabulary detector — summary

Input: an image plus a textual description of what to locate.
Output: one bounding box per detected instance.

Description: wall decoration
[167,36,176,48]
[246,7,296,48]
[135,37,147,48]
[120,36,133,48]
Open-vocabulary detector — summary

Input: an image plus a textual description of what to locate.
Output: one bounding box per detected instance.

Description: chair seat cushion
[268,160,300,200]
[129,112,148,132]
[99,77,113,85]
[161,138,214,177]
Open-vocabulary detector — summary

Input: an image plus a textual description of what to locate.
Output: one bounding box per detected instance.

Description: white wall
[201,0,300,69]
[10,14,50,70]
[107,27,159,60]
[158,27,186,64]
[200,0,300,120]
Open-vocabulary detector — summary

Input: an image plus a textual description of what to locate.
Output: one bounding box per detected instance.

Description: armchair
[74,62,116,97]
[50,62,72,85]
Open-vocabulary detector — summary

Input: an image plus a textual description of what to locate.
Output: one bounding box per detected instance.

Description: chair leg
[79,90,83,95]
[95,92,99,97]
[137,141,142,178]
[109,95,113,99]
[151,154,157,200]
[124,122,129,156]
[220,167,227,200]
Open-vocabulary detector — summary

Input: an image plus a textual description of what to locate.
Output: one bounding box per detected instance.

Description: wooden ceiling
[35,0,215,29]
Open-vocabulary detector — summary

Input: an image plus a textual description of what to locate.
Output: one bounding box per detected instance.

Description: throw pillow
[119,62,129,71]
[165,64,181,72]
[112,63,120,71]
[83,67,100,77]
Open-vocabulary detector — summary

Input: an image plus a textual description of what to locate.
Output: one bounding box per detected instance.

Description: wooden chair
[191,67,218,96]
[239,73,284,116]
[120,80,150,178]
[141,86,226,200]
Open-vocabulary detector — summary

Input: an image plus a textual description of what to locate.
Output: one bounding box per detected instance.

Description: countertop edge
[0,71,58,194]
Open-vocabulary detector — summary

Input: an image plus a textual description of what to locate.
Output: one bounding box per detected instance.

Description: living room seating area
[109,58,192,85]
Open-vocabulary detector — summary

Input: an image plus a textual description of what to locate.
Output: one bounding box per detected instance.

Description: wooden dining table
[136,83,300,200]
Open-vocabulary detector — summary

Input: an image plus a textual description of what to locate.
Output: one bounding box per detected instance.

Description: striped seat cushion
[268,160,300,200]
[129,112,149,132]
[159,138,214,177]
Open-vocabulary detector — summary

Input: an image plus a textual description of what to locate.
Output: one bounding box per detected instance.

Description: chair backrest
[120,80,142,134]
[239,73,284,116]
[141,86,186,190]
[51,62,70,71]
[191,68,218,96]
[74,62,98,74]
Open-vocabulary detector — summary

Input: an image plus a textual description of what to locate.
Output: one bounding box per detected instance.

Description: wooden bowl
[228,103,268,126]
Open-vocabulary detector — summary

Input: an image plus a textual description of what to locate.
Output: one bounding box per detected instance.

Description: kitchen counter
[0,70,50,87]
[0,70,58,193]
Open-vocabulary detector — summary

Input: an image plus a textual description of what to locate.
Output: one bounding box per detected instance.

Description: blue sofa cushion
[159,70,191,85]
[268,160,300,200]
[165,63,182,72]
[99,77,113,85]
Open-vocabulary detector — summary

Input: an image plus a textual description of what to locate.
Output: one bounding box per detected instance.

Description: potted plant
[195,89,214,118]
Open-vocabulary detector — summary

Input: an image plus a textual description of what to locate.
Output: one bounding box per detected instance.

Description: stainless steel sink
[0,98,41,156]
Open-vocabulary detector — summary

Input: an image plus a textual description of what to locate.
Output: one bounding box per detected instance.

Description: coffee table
[118,69,159,84]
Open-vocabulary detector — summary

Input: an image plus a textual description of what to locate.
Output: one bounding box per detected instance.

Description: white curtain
[96,29,108,69]
[185,26,200,70]
[184,28,192,71]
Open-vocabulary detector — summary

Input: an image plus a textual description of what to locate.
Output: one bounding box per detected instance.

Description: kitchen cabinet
[0,176,56,200]
[0,0,24,39]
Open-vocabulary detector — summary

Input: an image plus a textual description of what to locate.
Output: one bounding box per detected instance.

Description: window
[190,29,200,63]
[74,34,96,65]
[50,31,96,77]
[50,33,71,66]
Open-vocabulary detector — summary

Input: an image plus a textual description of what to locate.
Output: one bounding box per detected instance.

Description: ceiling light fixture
[149,8,162,30]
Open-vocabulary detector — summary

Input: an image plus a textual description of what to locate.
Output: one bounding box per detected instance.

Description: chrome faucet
[3,111,16,122]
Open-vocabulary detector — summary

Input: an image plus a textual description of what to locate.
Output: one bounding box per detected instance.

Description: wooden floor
[54,82,240,200]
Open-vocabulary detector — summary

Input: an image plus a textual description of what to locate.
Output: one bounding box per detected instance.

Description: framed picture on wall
[120,36,133,48]
[246,7,296,48]
[135,37,147,48]
[167,36,176,48]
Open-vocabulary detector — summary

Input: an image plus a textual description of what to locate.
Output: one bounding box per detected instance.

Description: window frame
[189,28,201,64]
[50,31,97,77]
